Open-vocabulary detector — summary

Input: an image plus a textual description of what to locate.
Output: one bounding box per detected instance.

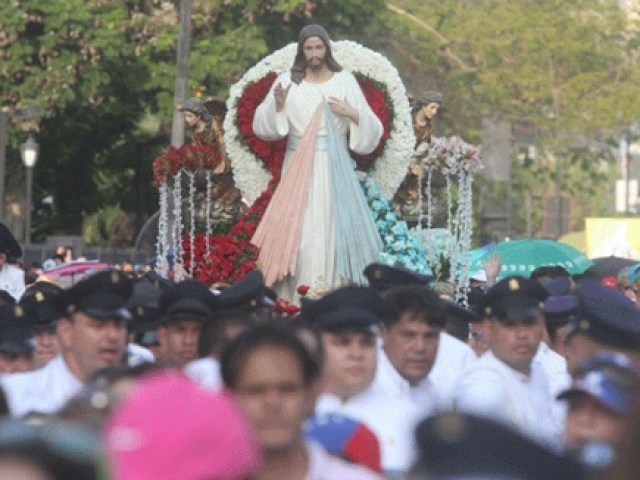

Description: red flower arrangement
[152,143,222,186]
[274,298,300,316]
[158,71,392,286]
[235,72,392,176]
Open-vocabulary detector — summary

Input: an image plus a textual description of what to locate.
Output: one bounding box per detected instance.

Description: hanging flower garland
[413,135,483,303]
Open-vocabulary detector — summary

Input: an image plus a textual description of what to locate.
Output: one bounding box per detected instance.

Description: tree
[0,0,386,244]
[369,0,639,239]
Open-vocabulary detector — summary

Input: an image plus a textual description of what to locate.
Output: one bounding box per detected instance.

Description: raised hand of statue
[328,96,359,124]
[274,82,292,112]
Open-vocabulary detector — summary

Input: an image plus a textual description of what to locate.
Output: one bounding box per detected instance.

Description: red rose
[296,284,310,296]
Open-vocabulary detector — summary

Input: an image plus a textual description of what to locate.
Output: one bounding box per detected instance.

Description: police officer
[565,279,640,377]
[364,263,476,407]
[155,279,218,369]
[454,276,561,448]
[0,270,132,417]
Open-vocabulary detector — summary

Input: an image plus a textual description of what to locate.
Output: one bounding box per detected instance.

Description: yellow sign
[585,218,640,259]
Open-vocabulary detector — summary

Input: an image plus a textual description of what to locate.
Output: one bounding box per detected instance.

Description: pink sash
[251,103,323,286]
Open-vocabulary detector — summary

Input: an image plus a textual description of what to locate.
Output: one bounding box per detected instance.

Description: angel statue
[392,91,444,226]
[177,97,246,232]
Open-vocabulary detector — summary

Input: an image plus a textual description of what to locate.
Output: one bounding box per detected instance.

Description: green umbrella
[470,238,594,279]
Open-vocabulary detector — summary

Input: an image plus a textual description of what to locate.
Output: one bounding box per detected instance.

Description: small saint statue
[176,97,245,230]
[392,91,444,225]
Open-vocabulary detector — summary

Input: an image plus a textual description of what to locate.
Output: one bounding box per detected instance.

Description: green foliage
[0,0,634,244]
[82,204,124,247]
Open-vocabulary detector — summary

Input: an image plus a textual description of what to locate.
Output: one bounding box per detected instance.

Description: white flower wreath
[223,40,415,205]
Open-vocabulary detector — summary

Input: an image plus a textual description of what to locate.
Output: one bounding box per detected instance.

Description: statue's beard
[306,56,326,71]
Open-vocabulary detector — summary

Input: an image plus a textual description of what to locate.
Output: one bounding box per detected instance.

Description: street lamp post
[20,135,39,245]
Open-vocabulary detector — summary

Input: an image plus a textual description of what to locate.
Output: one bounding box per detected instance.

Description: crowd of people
[1,215,640,479]
[2,22,639,480]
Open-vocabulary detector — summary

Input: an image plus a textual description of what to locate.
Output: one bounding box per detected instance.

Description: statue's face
[184,111,199,126]
[422,102,440,119]
[302,36,327,70]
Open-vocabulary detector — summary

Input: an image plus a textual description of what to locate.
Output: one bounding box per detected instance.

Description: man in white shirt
[454,276,561,449]
[0,222,25,301]
[303,286,387,473]
[0,270,132,417]
[373,285,448,475]
[364,263,476,406]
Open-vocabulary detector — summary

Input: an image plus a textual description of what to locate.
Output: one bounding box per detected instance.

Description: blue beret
[159,279,218,323]
[544,294,578,324]
[52,270,133,321]
[558,353,638,415]
[478,276,548,322]
[570,280,640,350]
[300,286,386,331]
[363,263,433,293]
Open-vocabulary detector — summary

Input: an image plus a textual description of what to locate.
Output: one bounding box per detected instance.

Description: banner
[585,217,640,259]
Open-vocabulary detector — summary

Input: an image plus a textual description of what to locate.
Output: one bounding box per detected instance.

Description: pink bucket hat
[104,371,260,480]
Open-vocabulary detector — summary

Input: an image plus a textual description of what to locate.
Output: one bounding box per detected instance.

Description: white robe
[252,70,383,299]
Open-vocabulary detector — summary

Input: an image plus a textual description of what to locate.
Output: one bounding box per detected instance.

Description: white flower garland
[223,40,414,204]
[413,135,483,299]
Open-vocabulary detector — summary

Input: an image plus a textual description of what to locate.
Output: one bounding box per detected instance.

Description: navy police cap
[363,263,433,293]
[159,279,218,323]
[218,271,273,309]
[15,282,64,328]
[568,280,640,351]
[478,276,548,322]
[300,286,386,331]
[52,270,133,321]
[412,411,585,480]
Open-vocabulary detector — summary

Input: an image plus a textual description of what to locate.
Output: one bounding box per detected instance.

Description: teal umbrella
[470,238,593,279]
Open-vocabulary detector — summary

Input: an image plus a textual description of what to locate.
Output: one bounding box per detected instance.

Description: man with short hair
[222,323,381,479]
[454,276,560,448]
[371,285,448,474]
[0,270,132,417]
[558,352,638,466]
[156,279,218,369]
[15,281,63,368]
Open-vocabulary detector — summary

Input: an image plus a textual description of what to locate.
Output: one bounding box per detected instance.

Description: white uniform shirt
[0,264,25,301]
[454,350,560,449]
[428,332,477,408]
[184,357,222,390]
[306,441,383,480]
[534,342,570,438]
[0,355,82,417]
[367,348,440,474]
[126,343,155,367]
